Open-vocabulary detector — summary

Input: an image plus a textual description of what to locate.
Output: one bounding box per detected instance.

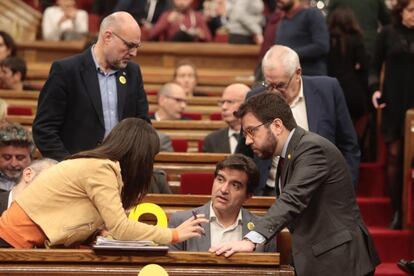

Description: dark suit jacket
[237,76,360,194]
[254,127,379,275]
[0,191,10,214]
[202,127,231,153]
[33,48,149,161]
[168,202,276,252]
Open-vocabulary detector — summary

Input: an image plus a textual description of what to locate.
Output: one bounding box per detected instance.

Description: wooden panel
[0,249,294,275]
[404,109,414,228]
[18,41,259,71]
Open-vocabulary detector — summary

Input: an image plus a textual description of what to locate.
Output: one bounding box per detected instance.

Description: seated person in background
[42,0,88,41]
[0,123,33,192]
[157,132,174,152]
[0,118,207,248]
[173,60,204,97]
[203,83,249,153]
[113,0,171,38]
[148,0,212,42]
[0,31,17,89]
[169,154,276,252]
[0,158,57,214]
[150,82,188,121]
[202,0,228,37]
[226,0,264,45]
[0,57,34,91]
[148,169,172,194]
[0,31,17,62]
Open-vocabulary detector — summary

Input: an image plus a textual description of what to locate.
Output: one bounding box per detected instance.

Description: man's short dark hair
[234,92,297,130]
[0,56,27,81]
[0,123,34,153]
[214,154,259,195]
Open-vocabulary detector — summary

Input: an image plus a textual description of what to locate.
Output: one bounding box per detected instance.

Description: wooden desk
[18,41,260,71]
[0,249,294,275]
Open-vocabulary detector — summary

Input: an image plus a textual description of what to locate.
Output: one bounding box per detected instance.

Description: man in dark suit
[169,154,275,252]
[238,45,360,194]
[210,92,380,276]
[202,83,249,153]
[33,11,149,161]
[150,82,188,121]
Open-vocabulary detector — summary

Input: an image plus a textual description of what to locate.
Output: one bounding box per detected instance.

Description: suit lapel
[223,128,231,153]
[195,203,211,251]
[116,69,128,120]
[303,77,321,132]
[241,208,252,236]
[281,127,306,190]
[81,50,104,128]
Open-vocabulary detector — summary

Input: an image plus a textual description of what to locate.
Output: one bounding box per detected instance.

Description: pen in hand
[192,210,206,236]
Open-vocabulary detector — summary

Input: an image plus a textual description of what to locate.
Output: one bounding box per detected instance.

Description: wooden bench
[0,249,294,275]
[18,41,260,71]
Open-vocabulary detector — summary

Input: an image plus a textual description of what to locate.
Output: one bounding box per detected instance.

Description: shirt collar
[209,202,242,226]
[227,128,238,138]
[290,77,304,108]
[281,128,296,158]
[91,45,118,76]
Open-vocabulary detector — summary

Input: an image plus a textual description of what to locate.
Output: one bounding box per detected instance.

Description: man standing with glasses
[210,92,380,276]
[33,12,149,161]
[237,45,360,195]
[202,84,249,153]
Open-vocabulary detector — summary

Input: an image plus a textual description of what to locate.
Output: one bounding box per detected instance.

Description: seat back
[180,172,215,195]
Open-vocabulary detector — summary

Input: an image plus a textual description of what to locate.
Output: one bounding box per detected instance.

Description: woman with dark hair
[370,0,414,229]
[0,31,17,61]
[327,6,369,123]
[0,118,207,248]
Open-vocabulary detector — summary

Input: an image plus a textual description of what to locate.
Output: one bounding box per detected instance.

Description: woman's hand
[173,214,208,243]
[372,90,386,109]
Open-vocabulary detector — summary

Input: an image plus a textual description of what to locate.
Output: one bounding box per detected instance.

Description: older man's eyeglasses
[112,32,141,50]
[242,120,273,139]
[261,73,295,92]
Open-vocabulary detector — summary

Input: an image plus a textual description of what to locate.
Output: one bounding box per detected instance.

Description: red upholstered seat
[209,112,222,121]
[172,139,188,152]
[180,172,215,195]
[182,112,202,120]
[7,106,33,116]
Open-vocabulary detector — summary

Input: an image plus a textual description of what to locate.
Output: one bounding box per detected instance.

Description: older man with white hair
[237,45,360,195]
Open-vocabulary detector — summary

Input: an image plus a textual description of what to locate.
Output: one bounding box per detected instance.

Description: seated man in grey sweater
[168,154,276,252]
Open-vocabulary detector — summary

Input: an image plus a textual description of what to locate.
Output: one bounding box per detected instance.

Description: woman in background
[370,0,414,229]
[327,6,370,150]
[0,118,207,248]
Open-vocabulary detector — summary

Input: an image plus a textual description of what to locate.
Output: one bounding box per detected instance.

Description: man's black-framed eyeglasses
[242,119,274,139]
[112,32,141,50]
[261,73,295,92]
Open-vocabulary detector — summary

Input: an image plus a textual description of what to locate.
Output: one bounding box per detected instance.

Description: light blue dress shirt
[91,46,119,137]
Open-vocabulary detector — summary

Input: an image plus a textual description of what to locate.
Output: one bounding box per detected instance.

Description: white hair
[262,45,300,77]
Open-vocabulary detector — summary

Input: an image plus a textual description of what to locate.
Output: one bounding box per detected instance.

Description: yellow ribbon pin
[287,154,291,159]
[247,221,255,231]
[119,76,126,84]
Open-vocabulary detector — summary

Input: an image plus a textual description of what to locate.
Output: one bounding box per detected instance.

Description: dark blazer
[202,127,231,153]
[254,127,379,275]
[0,191,10,214]
[168,202,276,252]
[33,48,149,161]
[237,76,360,193]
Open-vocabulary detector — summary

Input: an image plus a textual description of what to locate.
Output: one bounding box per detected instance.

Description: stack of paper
[93,236,169,251]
